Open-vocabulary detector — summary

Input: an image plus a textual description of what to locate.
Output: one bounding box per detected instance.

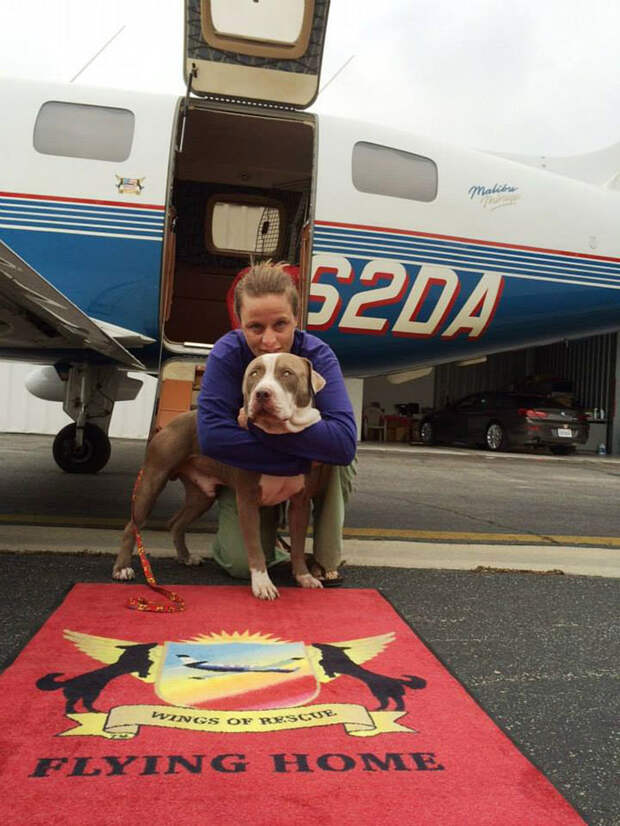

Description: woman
[197,260,357,584]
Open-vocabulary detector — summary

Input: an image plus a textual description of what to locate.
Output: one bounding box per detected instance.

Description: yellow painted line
[0,514,115,525]
[0,514,152,529]
[0,514,618,547]
[342,527,620,547]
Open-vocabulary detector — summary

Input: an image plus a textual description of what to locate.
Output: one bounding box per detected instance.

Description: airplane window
[352,141,438,202]
[34,102,135,162]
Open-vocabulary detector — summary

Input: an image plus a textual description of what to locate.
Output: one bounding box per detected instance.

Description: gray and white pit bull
[113,352,331,599]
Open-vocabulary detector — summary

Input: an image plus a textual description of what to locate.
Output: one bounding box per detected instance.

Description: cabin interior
[163,107,315,349]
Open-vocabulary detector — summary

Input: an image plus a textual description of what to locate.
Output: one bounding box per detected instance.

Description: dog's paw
[176,553,203,567]
[250,568,279,600]
[294,572,323,589]
[112,566,135,581]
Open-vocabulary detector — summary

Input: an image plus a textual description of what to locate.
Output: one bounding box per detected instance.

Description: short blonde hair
[234,260,299,321]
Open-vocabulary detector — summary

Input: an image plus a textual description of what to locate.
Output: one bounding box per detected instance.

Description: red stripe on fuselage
[314,220,620,264]
[0,191,164,211]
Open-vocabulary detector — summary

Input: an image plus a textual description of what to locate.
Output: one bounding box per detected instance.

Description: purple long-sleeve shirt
[197,329,357,475]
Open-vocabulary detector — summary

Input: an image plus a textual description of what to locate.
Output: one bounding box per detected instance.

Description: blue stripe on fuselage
[0,227,162,339]
[310,224,620,374]
[313,225,620,284]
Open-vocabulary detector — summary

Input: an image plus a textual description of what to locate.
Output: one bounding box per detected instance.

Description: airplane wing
[0,239,146,370]
[90,318,156,349]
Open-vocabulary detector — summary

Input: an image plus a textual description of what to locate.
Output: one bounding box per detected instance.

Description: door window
[200,0,314,59]
[209,0,306,47]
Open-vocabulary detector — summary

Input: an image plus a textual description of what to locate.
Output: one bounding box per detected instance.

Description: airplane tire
[52,423,111,473]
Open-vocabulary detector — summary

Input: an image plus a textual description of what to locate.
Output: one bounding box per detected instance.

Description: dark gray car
[419,392,589,454]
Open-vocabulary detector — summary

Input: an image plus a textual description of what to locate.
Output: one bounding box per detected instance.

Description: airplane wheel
[53,423,111,473]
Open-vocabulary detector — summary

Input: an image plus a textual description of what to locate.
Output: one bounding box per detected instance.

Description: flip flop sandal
[306,557,345,588]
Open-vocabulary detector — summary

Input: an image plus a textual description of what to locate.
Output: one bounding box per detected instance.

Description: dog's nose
[255,389,271,402]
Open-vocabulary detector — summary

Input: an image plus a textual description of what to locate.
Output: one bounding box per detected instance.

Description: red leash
[127,468,185,613]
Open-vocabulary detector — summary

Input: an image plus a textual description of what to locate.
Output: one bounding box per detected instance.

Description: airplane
[176,653,301,675]
[1,0,619,473]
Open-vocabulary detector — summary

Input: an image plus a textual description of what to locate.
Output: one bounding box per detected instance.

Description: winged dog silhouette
[36,629,426,713]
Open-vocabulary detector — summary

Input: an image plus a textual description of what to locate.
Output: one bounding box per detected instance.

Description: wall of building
[612,335,620,456]
[344,377,364,441]
[0,362,157,439]
[533,333,616,417]
[363,371,435,415]
[434,349,531,408]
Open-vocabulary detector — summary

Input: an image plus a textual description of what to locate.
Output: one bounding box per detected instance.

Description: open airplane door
[159,1,327,427]
[184,0,330,107]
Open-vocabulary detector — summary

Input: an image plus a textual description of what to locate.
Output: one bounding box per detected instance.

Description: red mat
[0,584,583,825]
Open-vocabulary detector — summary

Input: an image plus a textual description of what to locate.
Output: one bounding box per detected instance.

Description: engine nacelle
[25,365,143,402]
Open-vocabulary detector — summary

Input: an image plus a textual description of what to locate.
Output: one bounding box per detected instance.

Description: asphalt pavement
[1,554,617,825]
[0,435,619,823]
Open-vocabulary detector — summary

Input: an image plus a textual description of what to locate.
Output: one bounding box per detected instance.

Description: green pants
[212,460,357,579]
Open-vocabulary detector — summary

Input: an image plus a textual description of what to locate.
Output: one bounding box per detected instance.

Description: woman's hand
[237,407,248,429]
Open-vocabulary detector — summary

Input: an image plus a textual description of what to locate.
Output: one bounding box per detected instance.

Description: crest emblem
[155,640,318,710]
[36,629,426,739]
[115,175,145,194]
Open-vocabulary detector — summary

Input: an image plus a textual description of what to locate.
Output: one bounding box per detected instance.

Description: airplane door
[184,0,330,107]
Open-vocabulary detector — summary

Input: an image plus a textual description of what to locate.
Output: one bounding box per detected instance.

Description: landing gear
[26,362,144,474]
[52,364,119,473]
[53,422,111,474]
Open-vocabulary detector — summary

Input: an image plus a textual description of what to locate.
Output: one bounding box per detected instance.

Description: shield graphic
[155,641,318,710]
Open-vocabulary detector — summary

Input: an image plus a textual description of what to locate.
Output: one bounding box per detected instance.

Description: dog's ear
[241,368,252,417]
[311,369,326,394]
[241,371,248,411]
[305,359,326,395]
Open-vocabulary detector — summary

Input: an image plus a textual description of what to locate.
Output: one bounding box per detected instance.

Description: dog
[113,353,331,600]
[36,642,157,715]
[312,643,427,711]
